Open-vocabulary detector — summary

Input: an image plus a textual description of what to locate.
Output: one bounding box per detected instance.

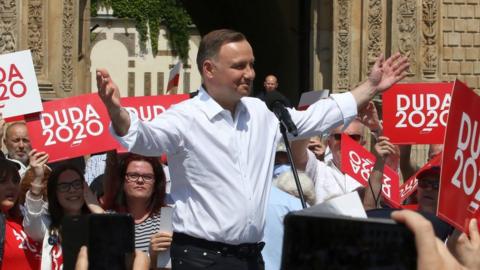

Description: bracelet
[30,182,45,189]
[28,189,43,198]
[30,182,45,197]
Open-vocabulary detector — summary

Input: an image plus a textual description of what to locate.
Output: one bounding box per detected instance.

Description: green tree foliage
[91,0,191,62]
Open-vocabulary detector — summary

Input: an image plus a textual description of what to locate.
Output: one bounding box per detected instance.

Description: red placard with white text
[340,134,401,208]
[26,94,189,161]
[399,154,442,203]
[0,50,43,119]
[438,80,480,233]
[25,93,120,162]
[121,94,189,121]
[383,83,453,144]
[117,94,189,152]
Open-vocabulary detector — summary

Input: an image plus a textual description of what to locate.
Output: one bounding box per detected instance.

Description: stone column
[3,0,91,100]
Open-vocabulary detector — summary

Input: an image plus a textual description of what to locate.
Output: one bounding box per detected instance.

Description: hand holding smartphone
[61,214,135,270]
[281,211,417,270]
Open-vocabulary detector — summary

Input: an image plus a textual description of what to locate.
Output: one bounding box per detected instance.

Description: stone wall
[314,0,480,92]
[1,0,91,99]
[90,8,202,97]
[442,0,480,91]
[313,0,480,171]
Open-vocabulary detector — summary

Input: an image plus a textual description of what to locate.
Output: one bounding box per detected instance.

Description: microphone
[265,91,298,136]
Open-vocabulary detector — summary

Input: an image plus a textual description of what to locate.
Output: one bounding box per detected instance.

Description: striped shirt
[135,212,161,252]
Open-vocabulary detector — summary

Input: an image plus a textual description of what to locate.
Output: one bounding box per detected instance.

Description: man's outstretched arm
[96,68,131,136]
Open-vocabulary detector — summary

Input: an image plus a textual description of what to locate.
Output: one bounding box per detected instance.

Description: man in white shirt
[96,29,409,270]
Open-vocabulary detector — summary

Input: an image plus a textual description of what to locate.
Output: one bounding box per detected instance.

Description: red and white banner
[0,50,43,119]
[26,94,190,162]
[117,94,189,153]
[297,90,330,110]
[122,94,189,121]
[166,62,182,94]
[438,80,480,233]
[399,154,442,203]
[383,83,453,144]
[340,134,401,208]
[25,94,120,162]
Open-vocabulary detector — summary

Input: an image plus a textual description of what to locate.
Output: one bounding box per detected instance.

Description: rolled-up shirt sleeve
[109,109,140,150]
[109,107,185,156]
[288,91,358,139]
[329,92,357,127]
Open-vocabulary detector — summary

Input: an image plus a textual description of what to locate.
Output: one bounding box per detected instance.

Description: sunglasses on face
[57,179,83,193]
[332,133,363,142]
[418,179,439,190]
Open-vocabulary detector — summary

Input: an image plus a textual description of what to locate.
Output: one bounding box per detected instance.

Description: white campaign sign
[0,50,43,118]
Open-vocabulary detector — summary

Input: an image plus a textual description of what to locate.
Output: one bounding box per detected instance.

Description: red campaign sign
[399,154,442,203]
[117,94,190,152]
[121,94,189,121]
[383,82,453,144]
[340,134,401,208]
[399,176,417,203]
[25,93,120,163]
[438,80,480,233]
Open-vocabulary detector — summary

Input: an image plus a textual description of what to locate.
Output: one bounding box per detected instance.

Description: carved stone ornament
[397,0,417,76]
[28,0,44,73]
[0,0,17,54]
[61,0,74,92]
[421,0,438,78]
[367,0,383,72]
[337,0,351,90]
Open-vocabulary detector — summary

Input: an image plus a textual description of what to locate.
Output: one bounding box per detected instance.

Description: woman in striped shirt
[102,153,171,263]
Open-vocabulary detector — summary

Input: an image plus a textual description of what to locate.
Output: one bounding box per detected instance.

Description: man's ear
[203,60,215,79]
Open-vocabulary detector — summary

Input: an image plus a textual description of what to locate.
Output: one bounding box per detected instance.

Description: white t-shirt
[305,150,363,204]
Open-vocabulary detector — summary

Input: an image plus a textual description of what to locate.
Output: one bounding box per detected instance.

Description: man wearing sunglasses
[416,165,440,214]
[291,119,368,204]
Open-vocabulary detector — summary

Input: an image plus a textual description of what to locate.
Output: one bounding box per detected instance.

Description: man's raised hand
[368,52,410,93]
[96,68,122,111]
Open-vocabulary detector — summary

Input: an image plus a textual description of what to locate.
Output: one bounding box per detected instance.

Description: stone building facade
[312,0,480,93]
[1,0,91,99]
[89,8,202,97]
[310,0,480,167]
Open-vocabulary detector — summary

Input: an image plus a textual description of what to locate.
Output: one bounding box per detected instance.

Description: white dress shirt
[305,150,363,204]
[111,87,357,244]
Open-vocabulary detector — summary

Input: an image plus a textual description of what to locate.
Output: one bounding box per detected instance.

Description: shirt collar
[196,86,247,121]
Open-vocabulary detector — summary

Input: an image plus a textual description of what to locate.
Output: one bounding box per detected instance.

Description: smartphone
[61,214,134,270]
[281,211,417,270]
[61,215,88,270]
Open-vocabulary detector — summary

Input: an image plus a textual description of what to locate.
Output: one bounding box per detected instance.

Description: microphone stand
[279,121,307,209]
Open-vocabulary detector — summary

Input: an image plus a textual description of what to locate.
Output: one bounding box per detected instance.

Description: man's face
[206,40,255,105]
[328,121,365,169]
[263,76,278,92]
[4,124,31,165]
[416,173,439,214]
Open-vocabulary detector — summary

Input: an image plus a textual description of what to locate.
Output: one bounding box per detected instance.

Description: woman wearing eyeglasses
[102,152,171,265]
[22,150,103,270]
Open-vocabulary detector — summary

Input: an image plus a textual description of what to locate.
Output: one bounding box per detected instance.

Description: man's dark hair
[196,29,246,74]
